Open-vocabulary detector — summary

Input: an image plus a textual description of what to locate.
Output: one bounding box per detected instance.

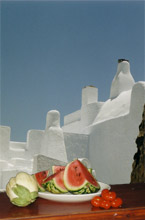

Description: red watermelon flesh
[66,160,98,187]
[43,172,59,183]
[52,165,65,174]
[64,159,100,193]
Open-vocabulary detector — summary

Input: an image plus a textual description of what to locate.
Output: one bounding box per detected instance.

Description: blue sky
[1,0,145,141]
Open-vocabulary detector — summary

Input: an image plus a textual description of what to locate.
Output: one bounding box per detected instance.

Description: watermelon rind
[72,182,100,194]
[43,170,68,194]
[43,179,62,194]
[33,170,49,192]
[63,160,100,194]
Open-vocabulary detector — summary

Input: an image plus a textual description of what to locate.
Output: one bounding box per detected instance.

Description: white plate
[38,182,111,203]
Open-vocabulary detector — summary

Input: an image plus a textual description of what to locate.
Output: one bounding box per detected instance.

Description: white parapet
[64,110,81,126]
[93,90,132,124]
[81,102,104,127]
[9,158,33,170]
[0,126,11,160]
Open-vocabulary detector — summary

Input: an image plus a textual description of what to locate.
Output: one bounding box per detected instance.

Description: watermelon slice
[52,165,92,176]
[43,169,68,194]
[63,159,100,194]
[52,165,65,174]
[33,170,49,192]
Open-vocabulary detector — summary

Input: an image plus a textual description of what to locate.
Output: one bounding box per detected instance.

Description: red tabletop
[0,183,145,220]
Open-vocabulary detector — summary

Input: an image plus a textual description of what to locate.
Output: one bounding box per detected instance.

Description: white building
[62,59,145,184]
[0,59,145,189]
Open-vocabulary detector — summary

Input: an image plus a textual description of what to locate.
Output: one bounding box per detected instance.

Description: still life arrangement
[6,159,123,209]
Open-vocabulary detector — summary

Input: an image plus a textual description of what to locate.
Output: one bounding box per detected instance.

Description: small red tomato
[101,189,109,197]
[100,199,111,210]
[91,196,103,207]
[102,191,116,201]
[111,197,123,208]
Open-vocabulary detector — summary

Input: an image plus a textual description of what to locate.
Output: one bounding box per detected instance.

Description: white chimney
[110,59,135,99]
[82,86,98,106]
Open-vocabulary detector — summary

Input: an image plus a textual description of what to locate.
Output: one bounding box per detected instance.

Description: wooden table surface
[0,183,145,220]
